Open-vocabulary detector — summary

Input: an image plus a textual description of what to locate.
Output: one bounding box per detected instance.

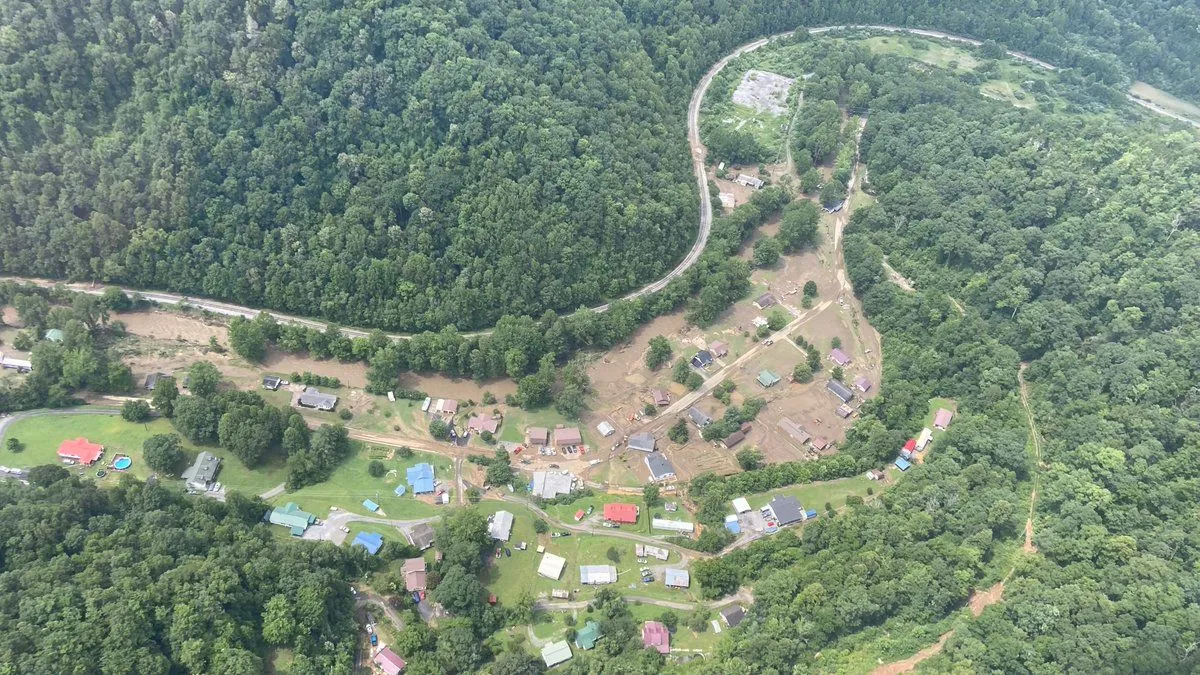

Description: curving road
[2,25,1193,339]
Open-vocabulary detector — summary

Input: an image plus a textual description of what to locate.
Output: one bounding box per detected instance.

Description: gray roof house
[769,495,805,526]
[181,451,221,491]
[628,432,656,453]
[489,510,514,541]
[720,605,746,627]
[296,387,338,411]
[144,372,170,391]
[688,407,713,427]
[406,522,435,550]
[645,452,677,482]
[825,380,854,404]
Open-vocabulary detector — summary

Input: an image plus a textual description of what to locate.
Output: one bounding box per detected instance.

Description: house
[43,329,64,342]
[934,408,954,430]
[769,495,805,526]
[441,399,458,414]
[778,418,811,444]
[296,387,337,411]
[527,427,550,446]
[181,451,221,491]
[596,421,616,437]
[645,452,677,482]
[709,341,729,358]
[575,621,603,650]
[467,415,500,434]
[664,569,690,588]
[651,389,671,406]
[262,376,282,391]
[836,404,854,418]
[811,437,830,451]
[732,497,751,513]
[268,502,316,536]
[407,463,435,494]
[403,557,428,590]
[554,427,583,447]
[735,173,765,189]
[691,350,714,369]
[362,498,380,513]
[628,432,655,453]
[144,372,170,391]
[541,640,573,668]
[866,468,887,481]
[901,438,917,459]
[826,380,854,403]
[603,503,639,524]
[751,316,769,328]
[538,552,567,580]
[642,621,671,654]
[351,532,384,555]
[895,457,913,471]
[489,510,514,541]
[635,543,669,560]
[580,565,617,585]
[652,518,694,533]
[725,515,741,533]
[531,471,575,499]
[373,647,407,675]
[829,348,852,366]
[757,370,781,388]
[406,523,435,550]
[753,293,777,309]
[854,375,872,392]
[719,605,746,628]
[0,353,32,372]
[718,192,736,209]
[916,427,934,451]
[688,407,713,427]
[57,437,104,466]
[721,431,745,449]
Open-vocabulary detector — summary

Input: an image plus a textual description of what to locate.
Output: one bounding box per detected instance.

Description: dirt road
[1017,363,1042,553]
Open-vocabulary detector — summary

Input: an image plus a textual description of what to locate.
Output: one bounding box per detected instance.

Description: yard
[270,443,451,519]
[744,473,885,512]
[541,492,654,534]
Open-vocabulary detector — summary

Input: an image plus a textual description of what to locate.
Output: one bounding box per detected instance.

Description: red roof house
[933,408,954,430]
[57,438,104,465]
[903,439,917,452]
[603,503,639,524]
[373,646,406,675]
[642,621,670,654]
[467,415,499,434]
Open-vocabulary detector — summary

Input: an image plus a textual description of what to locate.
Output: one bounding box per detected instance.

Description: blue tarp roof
[362,498,380,512]
[393,484,407,496]
[725,520,741,533]
[805,510,818,519]
[352,531,383,555]
[894,457,912,471]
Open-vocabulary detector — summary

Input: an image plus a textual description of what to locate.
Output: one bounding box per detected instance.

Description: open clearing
[732,69,795,115]
[1129,81,1200,124]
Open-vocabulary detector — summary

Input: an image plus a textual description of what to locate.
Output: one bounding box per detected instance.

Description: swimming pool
[113,456,132,470]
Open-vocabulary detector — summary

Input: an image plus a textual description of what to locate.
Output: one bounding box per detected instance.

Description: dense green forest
[2,0,1199,331]
[0,471,360,674]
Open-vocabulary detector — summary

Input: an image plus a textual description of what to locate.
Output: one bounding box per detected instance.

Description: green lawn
[542,493,652,534]
[271,443,451,519]
[477,501,703,606]
[208,448,289,496]
[927,397,958,437]
[858,36,978,71]
[2,412,188,484]
[745,474,879,512]
[981,79,1036,109]
[497,408,590,447]
[626,604,723,653]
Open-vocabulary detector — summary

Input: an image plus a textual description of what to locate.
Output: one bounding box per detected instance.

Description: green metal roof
[757,369,781,387]
[575,621,602,650]
[269,502,316,531]
[43,329,64,342]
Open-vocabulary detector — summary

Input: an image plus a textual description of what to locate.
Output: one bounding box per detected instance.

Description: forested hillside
[0,470,359,674]
[2,0,1199,330]
[687,39,1200,673]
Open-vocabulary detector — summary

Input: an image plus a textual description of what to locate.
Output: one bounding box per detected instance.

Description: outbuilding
[628,432,656,453]
[580,565,618,585]
[826,380,854,403]
[538,553,567,580]
[721,431,745,449]
[596,421,616,437]
[664,569,690,588]
[554,427,583,447]
[541,640,573,668]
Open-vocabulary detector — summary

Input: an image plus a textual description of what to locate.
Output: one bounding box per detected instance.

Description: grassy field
[497,407,589,447]
[858,36,978,71]
[745,473,880,512]
[477,501,703,606]
[542,492,654,535]
[1130,81,1200,123]
[981,79,1036,109]
[270,443,451,519]
[626,603,723,653]
[2,412,186,483]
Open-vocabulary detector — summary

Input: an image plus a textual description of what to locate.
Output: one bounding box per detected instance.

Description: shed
[580,565,617,585]
[642,621,671,654]
[554,427,583,447]
[829,348,852,366]
[652,518,694,533]
[732,497,751,513]
[826,379,854,403]
[854,375,872,392]
[756,370,781,388]
[528,427,550,446]
[691,350,714,368]
[811,436,830,451]
[725,515,741,533]
[362,499,380,513]
[489,510,514,541]
[721,431,745,449]
[934,408,954,430]
[720,605,746,627]
[393,484,407,496]
[664,569,690,588]
[645,452,677,482]
[603,503,639,524]
[769,496,805,526]
[866,468,887,481]
[538,552,567,580]
[575,621,603,650]
[709,341,729,357]
[651,389,671,406]
[541,640,573,668]
[596,421,616,437]
[895,457,913,471]
[836,404,854,418]
[403,557,427,591]
[628,432,656,453]
[351,532,384,555]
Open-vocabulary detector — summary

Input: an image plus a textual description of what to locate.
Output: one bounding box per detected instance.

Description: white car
[341,526,350,533]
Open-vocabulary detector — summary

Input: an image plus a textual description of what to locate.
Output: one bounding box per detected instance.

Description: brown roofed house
[554,427,583,447]
[528,427,550,446]
[403,557,428,591]
[708,341,729,358]
[651,389,671,406]
[721,431,745,449]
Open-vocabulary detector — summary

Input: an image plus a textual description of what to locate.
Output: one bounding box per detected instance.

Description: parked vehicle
[504,548,512,557]
[370,634,377,646]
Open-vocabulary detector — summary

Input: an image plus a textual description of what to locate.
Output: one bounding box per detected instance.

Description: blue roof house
[352,532,384,555]
[894,457,912,471]
[362,498,380,513]
[407,463,436,494]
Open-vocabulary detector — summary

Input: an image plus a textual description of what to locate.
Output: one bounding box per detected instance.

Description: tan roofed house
[554,427,583,447]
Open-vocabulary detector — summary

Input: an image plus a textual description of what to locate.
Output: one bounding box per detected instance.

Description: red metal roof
[56,438,103,465]
[603,503,639,524]
[642,621,670,654]
[903,439,917,451]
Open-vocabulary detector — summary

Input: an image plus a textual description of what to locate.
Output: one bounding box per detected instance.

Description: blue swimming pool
[113,456,132,470]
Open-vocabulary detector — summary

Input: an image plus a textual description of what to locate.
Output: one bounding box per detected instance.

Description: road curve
[3,25,1194,341]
